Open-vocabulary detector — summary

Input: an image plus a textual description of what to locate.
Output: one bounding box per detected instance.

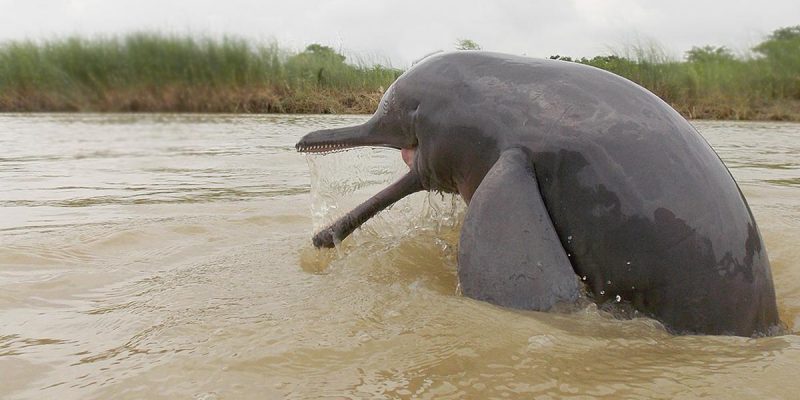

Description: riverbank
[0,85,383,114]
[3,85,798,120]
[1,32,798,120]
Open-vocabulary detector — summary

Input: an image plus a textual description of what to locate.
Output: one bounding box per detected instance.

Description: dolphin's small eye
[381,95,390,115]
[380,87,394,117]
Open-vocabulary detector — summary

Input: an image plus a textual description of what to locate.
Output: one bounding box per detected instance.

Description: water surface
[1,114,799,399]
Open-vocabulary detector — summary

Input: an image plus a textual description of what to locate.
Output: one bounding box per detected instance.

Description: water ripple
[1,115,799,399]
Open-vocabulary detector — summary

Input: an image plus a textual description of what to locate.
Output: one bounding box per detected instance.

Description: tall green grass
[0,33,401,112]
[554,28,800,120]
[0,29,798,119]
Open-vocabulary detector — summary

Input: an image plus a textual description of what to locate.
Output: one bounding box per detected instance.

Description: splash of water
[304,148,465,249]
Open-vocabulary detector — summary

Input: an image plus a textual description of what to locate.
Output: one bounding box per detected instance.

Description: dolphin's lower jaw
[310,170,424,248]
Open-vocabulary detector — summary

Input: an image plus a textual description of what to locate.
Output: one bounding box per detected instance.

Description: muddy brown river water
[1,114,799,399]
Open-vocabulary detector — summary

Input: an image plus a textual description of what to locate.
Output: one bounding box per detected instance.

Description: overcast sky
[1,0,797,66]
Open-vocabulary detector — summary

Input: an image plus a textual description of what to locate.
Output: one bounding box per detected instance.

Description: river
[1,114,799,399]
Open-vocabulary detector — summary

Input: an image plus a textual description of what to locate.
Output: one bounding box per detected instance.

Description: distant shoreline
[1,32,798,121]
[2,96,798,122]
[0,86,384,115]
[671,100,800,122]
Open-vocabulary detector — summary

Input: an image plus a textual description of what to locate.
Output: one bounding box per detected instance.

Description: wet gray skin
[295,51,780,336]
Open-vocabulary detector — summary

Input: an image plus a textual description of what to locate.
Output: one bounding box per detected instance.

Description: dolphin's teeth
[297,142,354,154]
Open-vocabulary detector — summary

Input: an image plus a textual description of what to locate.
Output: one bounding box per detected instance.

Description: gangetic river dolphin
[295,51,780,336]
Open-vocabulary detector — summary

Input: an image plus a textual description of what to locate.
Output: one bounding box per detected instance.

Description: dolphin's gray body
[296,51,780,336]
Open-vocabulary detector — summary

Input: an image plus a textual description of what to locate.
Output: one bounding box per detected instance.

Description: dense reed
[0,34,401,113]
[0,29,798,120]
[553,27,800,121]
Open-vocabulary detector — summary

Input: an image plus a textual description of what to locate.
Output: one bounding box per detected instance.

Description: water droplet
[600,290,605,295]
[567,235,573,241]
[567,253,571,257]
[581,276,587,281]
[527,335,555,349]
[626,261,631,265]
[631,285,635,290]
[615,295,622,302]
[606,280,611,285]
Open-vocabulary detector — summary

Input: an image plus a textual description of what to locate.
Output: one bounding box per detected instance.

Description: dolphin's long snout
[295,125,369,153]
[296,121,413,154]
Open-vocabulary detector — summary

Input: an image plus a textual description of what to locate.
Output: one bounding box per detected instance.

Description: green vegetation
[0,28,798,120]
[549,26,800,121]
[455,39,482,51]
[0,34,401,113]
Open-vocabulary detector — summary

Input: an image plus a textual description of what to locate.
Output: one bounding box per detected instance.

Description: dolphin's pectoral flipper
[457,147,581,311]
